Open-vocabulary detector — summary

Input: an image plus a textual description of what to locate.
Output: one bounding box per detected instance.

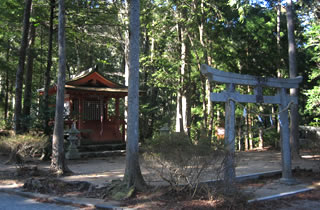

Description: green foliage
[304,85,320,126]
[303,19,320,126]
[143,132,225,195]
[0,116,13,130]
[263,128,280,148]
[305,22,320,64]
[304,85,320,114]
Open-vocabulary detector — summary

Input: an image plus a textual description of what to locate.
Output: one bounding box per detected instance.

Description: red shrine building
[40,67,128,145]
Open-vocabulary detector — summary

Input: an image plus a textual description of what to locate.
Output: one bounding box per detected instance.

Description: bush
[307,138,320,157]
[299,127,320,156]
[263,128,280,149]
[142,132,225,196]
[0,117,13,130]
[0,133,51,164]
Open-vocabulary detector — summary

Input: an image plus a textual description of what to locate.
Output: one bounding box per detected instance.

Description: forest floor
[0,150,319,209]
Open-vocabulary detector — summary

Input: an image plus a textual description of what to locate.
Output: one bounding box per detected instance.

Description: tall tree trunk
[286,0,300,159]
[43,0,55,135]
[10,83,14,117]
[175,21,183,133]
[181,88,189,137]
[238,121,242,151]
[124,26,129,141]
[14,0,32,134]
[76,42,81,72]
[178,19,189,135]
[176,90,183,132]
[4,41,10,121]
[258,128,263,149]
[51,0,69,174]
[246,87,254,150]
[201,76,207,129]
[258,106,264,149]
[198,0,208,130]
[244,112,249,151]
[124,0,145,190]
[207,57,213,138]
[181,52,188,135]
[120,0,129,141]
[276,0,282,135]
[22,22,36,132]
[277,0,282,78]
[248,105,253,150]
[199,0,213,137]
[147,22,156,139]
[272,105,280,148]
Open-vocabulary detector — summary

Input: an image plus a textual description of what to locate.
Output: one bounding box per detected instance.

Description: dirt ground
[0,150,320,209]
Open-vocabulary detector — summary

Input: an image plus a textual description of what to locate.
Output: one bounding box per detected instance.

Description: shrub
[0,133,51,164]
[300,127,320,157]
[0,117,13,130]
[263,128,280,149]
[142,132,225,197]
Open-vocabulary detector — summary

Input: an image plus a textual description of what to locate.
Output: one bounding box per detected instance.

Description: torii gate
[201,64,303,184]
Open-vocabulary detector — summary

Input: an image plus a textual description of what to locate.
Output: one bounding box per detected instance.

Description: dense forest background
[0,0,319,150]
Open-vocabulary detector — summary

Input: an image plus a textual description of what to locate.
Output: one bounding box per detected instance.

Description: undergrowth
[142,132,226,198]
[0,133,50,164]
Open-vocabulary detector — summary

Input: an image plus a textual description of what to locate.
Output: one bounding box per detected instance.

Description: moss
[108,180,136,200]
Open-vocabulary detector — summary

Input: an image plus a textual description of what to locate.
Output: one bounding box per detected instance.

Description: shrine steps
[77,143,126,158]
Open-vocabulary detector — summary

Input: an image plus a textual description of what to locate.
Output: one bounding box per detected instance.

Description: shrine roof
[66,66,126,88]
[65,85,128,93]
[37,66,128,96]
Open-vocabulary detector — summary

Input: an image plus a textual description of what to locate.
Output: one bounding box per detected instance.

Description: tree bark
[201,76,207,129]
[286,0,300,159]
[247,101,253,150]
[258,106,264,149]
[181,48,188,135]
[244,112,249,151]
[4,41,10,121]
[238,122,242,151]
[119,0,129,141]
[198,0,211,132]
[14,0,32,134]
[22,22,36,132]
[181,29,189,135]
[248,115,253,150]
[176,12,189,135]
[124,5,129,142]
[258,128,264,149]
[51,0,69,174]
[276,0,282,135]
[276,0,282,78]
[43,0,55,135]
[175,21,183,133]
[124,0,145,189]
[176,90,183,132]
[207,57,213,138]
